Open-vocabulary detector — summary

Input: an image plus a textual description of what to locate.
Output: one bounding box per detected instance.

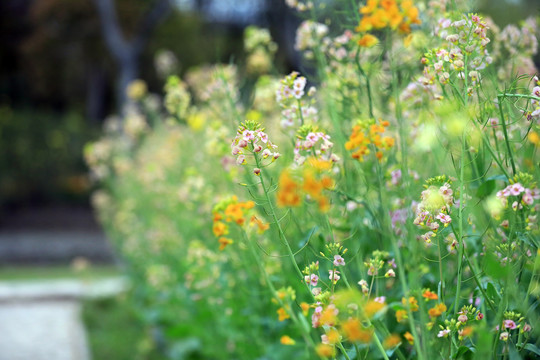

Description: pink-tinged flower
[388,258,397,268]
[231,146,241,155]
[503,320,517,329]
[236,155,246,165]
[512,201,521,211]
[476,312,484,320]
[374,296,386,304]
[242,130,255,141]
[273,152,281,160]
[238,139,248,148]
[310,274,319,286]
[522,193,534,206]
[321,334,329,345]
[258,131,268,143]
[458,314,468,323]
[436,213,452,225]
[489,118,499,127]
[510,183,524,196]
[333,255,345,266]
[304,275,311,284]
[253,168,261,176]
[438,329,451,338]
[385,269,396,278]
[312,287,321,296]
[522,323,532,332]
[253,145,262,153]
[499,331,509,341]
[329,270,340,284]
[261,149,272,158]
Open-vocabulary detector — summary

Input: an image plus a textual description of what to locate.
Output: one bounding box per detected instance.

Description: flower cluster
[438,305,483,340]
[496,173,539,211]
[524,76,540,123]
[294,125,339,165]
[413,176,455,244]
[497,311,532,342]
[164,76,191,119]
[276,164,335,212]
[276,71,318,129]
[231,120,279,175]
[212,196,268,250]
[244,26,277,75]
[355,0,421,47]
[421,13,492,96]
[345,119,395,161]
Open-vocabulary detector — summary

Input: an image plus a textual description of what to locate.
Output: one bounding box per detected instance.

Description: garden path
[0,278,127,360]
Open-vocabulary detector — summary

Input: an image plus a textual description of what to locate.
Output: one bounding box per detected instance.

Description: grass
[0,265,121,282]
[83,296,168,360]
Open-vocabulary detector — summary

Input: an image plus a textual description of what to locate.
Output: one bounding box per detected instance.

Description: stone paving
[0,278,127,360]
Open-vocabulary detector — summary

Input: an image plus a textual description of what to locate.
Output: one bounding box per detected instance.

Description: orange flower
[341,318,373,343]
[364,300,385,319]
[218,237,233,251]
[326,329,341,344]
[422,289,438,301]
[320,306,338,326]
[428,303,447,318]
[277,171,301,207]
[316,344,335,358]
[404,331,414,345]
[280,335,295,345]
[300,302,310,316]
[358,34,379,47]
[395,309,408,323]
[277,307,290,321]
[383,334,402,349]
[213,221,228,237]
[402,297,419,311]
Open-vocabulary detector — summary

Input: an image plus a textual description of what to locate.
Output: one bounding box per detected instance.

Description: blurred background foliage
[0,0,538,210]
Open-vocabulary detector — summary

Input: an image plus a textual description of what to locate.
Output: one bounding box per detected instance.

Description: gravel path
[0,278,127,360]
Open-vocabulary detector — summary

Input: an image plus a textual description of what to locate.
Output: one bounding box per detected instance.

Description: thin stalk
[453,132,467,315]
[496,95,517,175]
[253,152,306,287]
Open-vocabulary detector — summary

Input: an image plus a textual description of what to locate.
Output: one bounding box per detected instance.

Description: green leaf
[484,252,510,279]
[486,282,501,302]
[453,345,475,359]
[523,343,540,357]
[476,179,496,199]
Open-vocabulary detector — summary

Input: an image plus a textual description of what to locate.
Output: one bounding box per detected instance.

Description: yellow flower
[218,237,233,251]
[277,307,290,321]
[126,79,147,100]
[300,302,310,316]
[529,131,540,146]
[358,34,379,48]
[316,343,335,358]
[212,221,228,237]
[402,297,419,311]
[404,331,414,345]
[280,335,295,345]
[422,289,438,301]
[326,329,341,344]
[277,171,301,208]
[395,309,408,323]
[364,300,385,319]
[341,318,373,343]
[428,303,447,318]
[383,334,402,349]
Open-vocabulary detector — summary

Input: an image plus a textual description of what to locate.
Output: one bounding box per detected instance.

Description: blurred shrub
[0,105,98,207]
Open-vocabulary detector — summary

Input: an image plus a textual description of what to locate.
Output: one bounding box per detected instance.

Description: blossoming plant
[87,1,540,359]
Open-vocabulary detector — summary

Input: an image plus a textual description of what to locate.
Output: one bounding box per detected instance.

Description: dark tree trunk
[93,0,172,114]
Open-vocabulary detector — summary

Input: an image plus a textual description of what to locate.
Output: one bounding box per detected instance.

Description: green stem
[254,152,307,287]
[496,95,517,175]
